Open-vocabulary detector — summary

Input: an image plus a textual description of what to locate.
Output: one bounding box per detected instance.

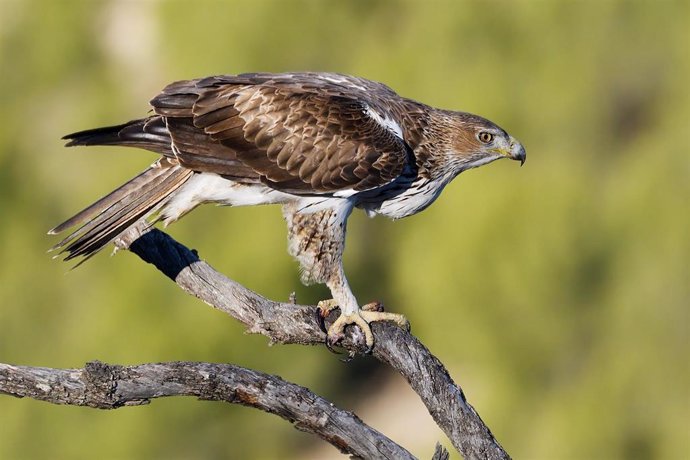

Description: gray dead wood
[0,222,508,459]
[0,361,413,459]
[113,223,510,459]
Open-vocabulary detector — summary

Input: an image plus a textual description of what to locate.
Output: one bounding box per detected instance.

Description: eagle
[50,72,526,351]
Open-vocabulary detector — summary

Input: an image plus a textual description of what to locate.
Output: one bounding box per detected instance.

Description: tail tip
[61,134,84,147]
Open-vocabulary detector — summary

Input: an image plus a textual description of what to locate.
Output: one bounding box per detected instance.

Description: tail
[49,157,193,264]
[62,116,174,156]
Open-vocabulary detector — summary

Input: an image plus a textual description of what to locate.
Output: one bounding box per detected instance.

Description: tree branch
[112,223,510,459]
[2,222,507,459]
[0,361,415,459]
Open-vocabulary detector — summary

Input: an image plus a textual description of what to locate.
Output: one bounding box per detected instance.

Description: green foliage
[1,0,687,458]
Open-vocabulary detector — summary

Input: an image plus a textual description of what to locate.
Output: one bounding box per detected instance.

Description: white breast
[359,176,449,220]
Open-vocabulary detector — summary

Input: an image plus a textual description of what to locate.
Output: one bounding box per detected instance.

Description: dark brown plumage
[150,74,412,193]
[52,72,526,349]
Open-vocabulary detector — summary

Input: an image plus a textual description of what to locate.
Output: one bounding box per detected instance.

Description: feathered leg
[283,201,409,351]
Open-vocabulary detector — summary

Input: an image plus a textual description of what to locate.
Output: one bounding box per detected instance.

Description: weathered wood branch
[1,222,508,459]
[114,223,510,459]
[0,361,415,459]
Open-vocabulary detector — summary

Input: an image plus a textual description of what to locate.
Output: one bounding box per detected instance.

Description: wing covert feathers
[149,73,413,194]
[49,158,193,263]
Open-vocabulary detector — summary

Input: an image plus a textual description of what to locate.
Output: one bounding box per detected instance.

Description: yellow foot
[317,300,409,353]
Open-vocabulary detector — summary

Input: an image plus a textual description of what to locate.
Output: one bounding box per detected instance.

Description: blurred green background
[1,0,688,458]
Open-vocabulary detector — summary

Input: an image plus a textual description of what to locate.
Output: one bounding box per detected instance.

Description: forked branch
[1,223,509,459]
[116,224,509,459]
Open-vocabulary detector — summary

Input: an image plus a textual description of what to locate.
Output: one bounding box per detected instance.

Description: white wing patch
[332,188,359,198]
[320,74,368,91]
[365,105,404,140]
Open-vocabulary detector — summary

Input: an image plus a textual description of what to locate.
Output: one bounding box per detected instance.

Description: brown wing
[150,74,411,194]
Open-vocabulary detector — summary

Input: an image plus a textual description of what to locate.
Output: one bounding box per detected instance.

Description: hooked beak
[492,137,526,166]
[508,138,526,166]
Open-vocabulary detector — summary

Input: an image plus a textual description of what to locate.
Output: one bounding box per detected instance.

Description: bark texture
[0,361,414,459]
[1,223,509,459]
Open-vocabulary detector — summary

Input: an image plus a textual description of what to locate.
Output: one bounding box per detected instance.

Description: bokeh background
[1,0,688,458]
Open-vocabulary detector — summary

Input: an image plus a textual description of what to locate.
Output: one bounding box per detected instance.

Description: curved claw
[326,339,343,355]
[318,299,409,353]
[326,309,410,352]
[327,313,375,349]
[341,350,357,362]
[317,302,344,355]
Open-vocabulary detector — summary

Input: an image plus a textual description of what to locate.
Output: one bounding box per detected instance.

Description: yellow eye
[478,131,494,144]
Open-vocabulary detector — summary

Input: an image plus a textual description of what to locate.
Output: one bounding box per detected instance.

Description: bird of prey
[50,72,525,351]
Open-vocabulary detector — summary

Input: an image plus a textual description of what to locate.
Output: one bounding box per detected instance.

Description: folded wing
[151,73,412,194]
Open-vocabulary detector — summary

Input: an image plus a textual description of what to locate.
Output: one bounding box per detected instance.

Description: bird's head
[437,111,526,177]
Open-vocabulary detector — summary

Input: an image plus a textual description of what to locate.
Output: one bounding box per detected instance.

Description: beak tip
[512,143,526,166]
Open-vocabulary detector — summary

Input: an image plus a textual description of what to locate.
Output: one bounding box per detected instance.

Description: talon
[362,310,410,332]
[318,299,346,354]
[327,329,345,347]
[322,306,409,352]
[328,313,375,349]
[315,308,328,334]
[317,299,340,318]
[325,334,343,355]
[362,301,384,312]
[340,350,356,362]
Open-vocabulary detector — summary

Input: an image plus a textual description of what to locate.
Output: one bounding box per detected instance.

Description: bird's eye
[478,131,494,144]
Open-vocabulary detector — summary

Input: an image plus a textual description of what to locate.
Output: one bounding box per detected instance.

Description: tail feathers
[50,158,193,264]
[63,117,174,156]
